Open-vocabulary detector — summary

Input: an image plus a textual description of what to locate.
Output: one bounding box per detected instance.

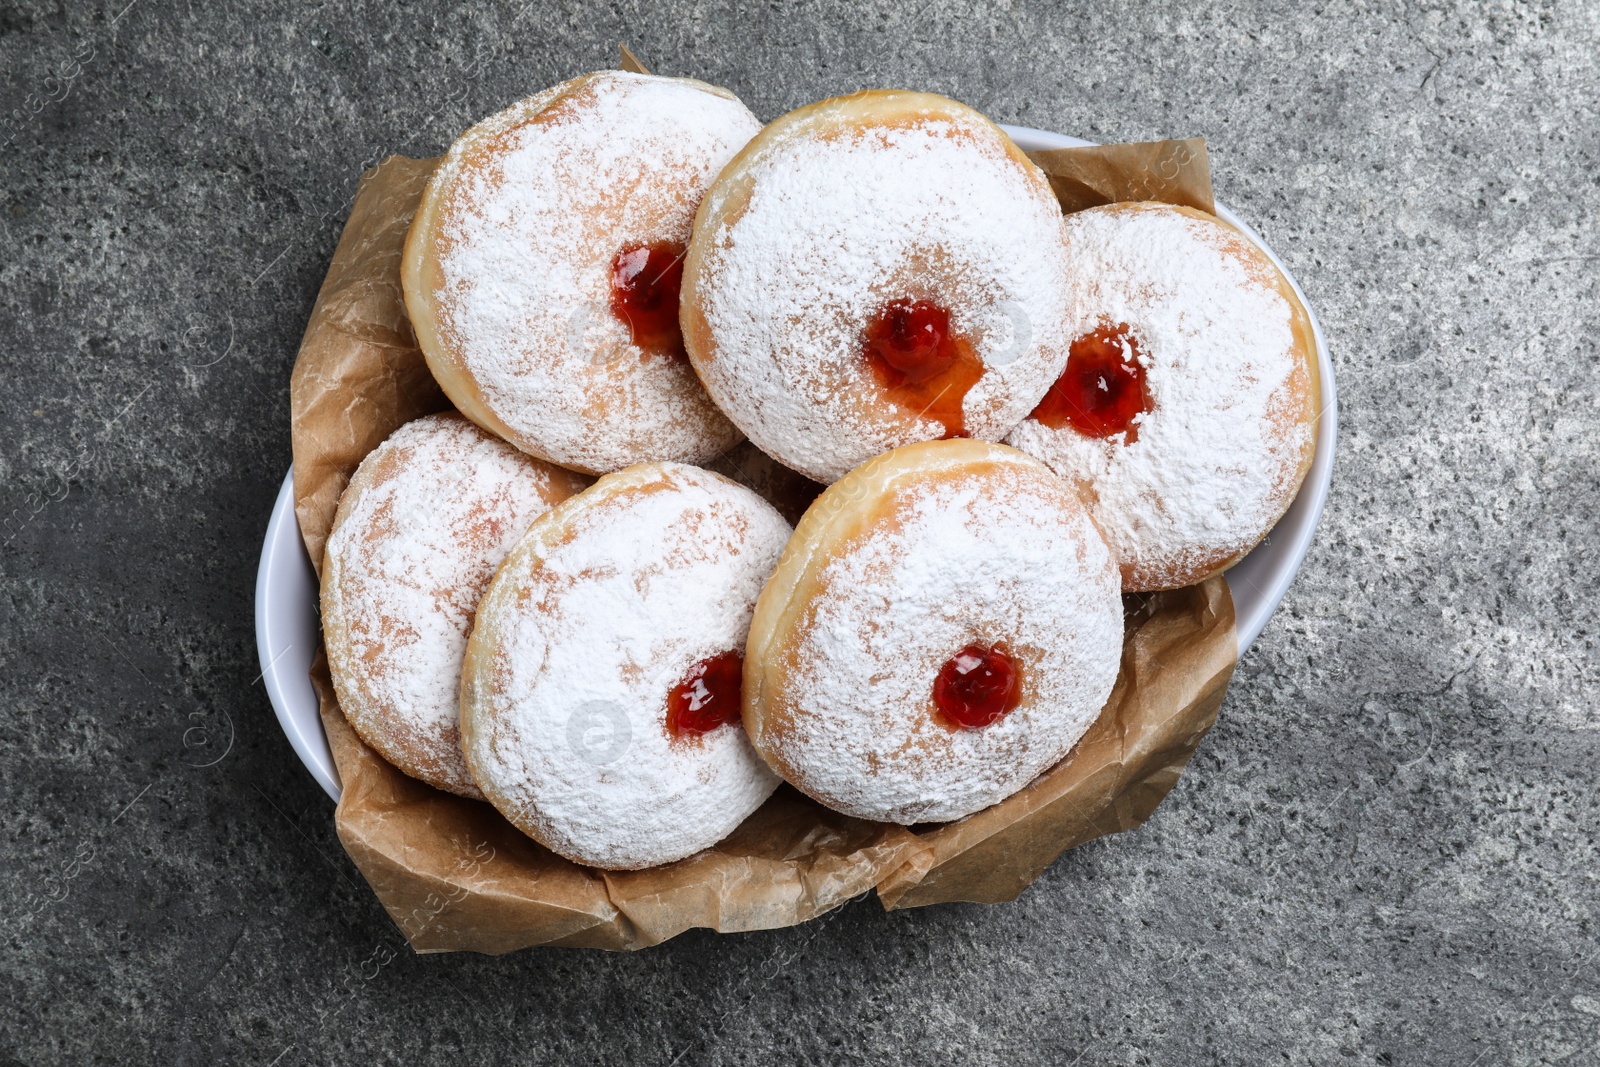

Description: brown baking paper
[290,156,451,577]
[617,43,650,75]
[289,135,1235,953]
[1025,136,1214,215]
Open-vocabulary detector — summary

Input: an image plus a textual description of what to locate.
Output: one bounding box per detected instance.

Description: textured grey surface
[2,0,1597,1063]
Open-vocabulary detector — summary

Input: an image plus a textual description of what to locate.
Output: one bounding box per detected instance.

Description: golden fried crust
[1146,203,1320,588]
[403,72,756,475]
[743,439,1123,823]
[321,413,589,797]
[682,90,1073,484]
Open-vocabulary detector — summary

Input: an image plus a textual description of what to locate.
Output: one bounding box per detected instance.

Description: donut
[744,439,1123,824]
[460,462,790,869]
[680,90,1074,484]
[1005,201,1320,591]
[321,413,590,798]
[402,71,762,475]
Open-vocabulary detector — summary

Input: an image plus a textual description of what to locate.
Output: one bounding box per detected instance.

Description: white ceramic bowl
[255,125,1338,802]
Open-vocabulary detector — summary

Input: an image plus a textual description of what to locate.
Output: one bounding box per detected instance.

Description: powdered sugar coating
[415,72,761,473]
[1007,202,1316,591]
[685,94,1072,484]
[461,464,788,869]
[752,446,1123,823]
[321,413,588,798]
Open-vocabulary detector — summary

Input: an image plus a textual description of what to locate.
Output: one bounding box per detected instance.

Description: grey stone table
[2,1,1595,1063]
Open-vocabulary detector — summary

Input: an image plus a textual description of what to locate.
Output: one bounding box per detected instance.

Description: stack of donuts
[320,70,1319,870]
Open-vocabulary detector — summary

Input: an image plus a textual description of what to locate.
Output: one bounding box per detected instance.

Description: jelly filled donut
[744,439,1123,824]
[460,463,789,869]
[321,413,590,798]
[403,71,762,475]
[681,90,1074,484]
[1006,202,1320,591]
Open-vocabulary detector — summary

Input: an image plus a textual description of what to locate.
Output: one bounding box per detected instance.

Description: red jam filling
[862,298,985,438]
[1029,323,1151,442]
[610,243,686,357]
[666,651,744,737]
[933,645,1022,730]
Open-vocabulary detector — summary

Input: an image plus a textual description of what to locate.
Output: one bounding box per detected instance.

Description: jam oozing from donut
[863,299,985,438]
[933,645,1022,730]
[1030,323,1151,442]
[666,651,744,737]
[611,243,686,357]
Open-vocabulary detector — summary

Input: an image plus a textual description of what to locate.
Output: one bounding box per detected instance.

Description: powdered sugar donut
[744,439,1122,824]
[681,90,1073,484]
[1006,202,1319,591]
[460,463,789,869]
[403,71,762,475]
[321,413,590,798]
